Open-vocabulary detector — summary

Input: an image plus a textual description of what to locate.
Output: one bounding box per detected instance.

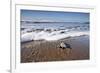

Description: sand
[21,35,89,63]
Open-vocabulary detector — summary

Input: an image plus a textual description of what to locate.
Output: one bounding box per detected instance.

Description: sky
[21,9,89,22]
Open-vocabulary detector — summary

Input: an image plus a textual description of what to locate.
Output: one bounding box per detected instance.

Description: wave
[21,29,89,42]
[21,22,89,42]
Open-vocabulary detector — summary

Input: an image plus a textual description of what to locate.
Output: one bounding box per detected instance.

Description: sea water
[21,22,89,42]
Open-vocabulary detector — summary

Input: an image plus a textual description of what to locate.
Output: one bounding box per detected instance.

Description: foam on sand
[21,30,89,42]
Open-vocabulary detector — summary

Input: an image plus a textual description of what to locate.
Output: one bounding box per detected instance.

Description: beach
[21,35,89,63]
[20,10,90,63]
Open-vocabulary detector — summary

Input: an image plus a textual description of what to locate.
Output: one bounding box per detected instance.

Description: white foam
[21,30,89,42]
[44,31,89,41]
[21,32,34,42]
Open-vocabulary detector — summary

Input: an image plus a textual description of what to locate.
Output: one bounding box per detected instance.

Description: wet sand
[21,35,89,63]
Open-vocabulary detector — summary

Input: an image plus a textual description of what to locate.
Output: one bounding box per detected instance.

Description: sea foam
[21,30,89,42]
[21,22,89,42]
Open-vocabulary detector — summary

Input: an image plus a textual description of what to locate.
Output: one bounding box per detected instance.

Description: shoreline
[21,35,89,63]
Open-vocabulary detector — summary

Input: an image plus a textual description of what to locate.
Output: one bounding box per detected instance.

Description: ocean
[21,22,89,42]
